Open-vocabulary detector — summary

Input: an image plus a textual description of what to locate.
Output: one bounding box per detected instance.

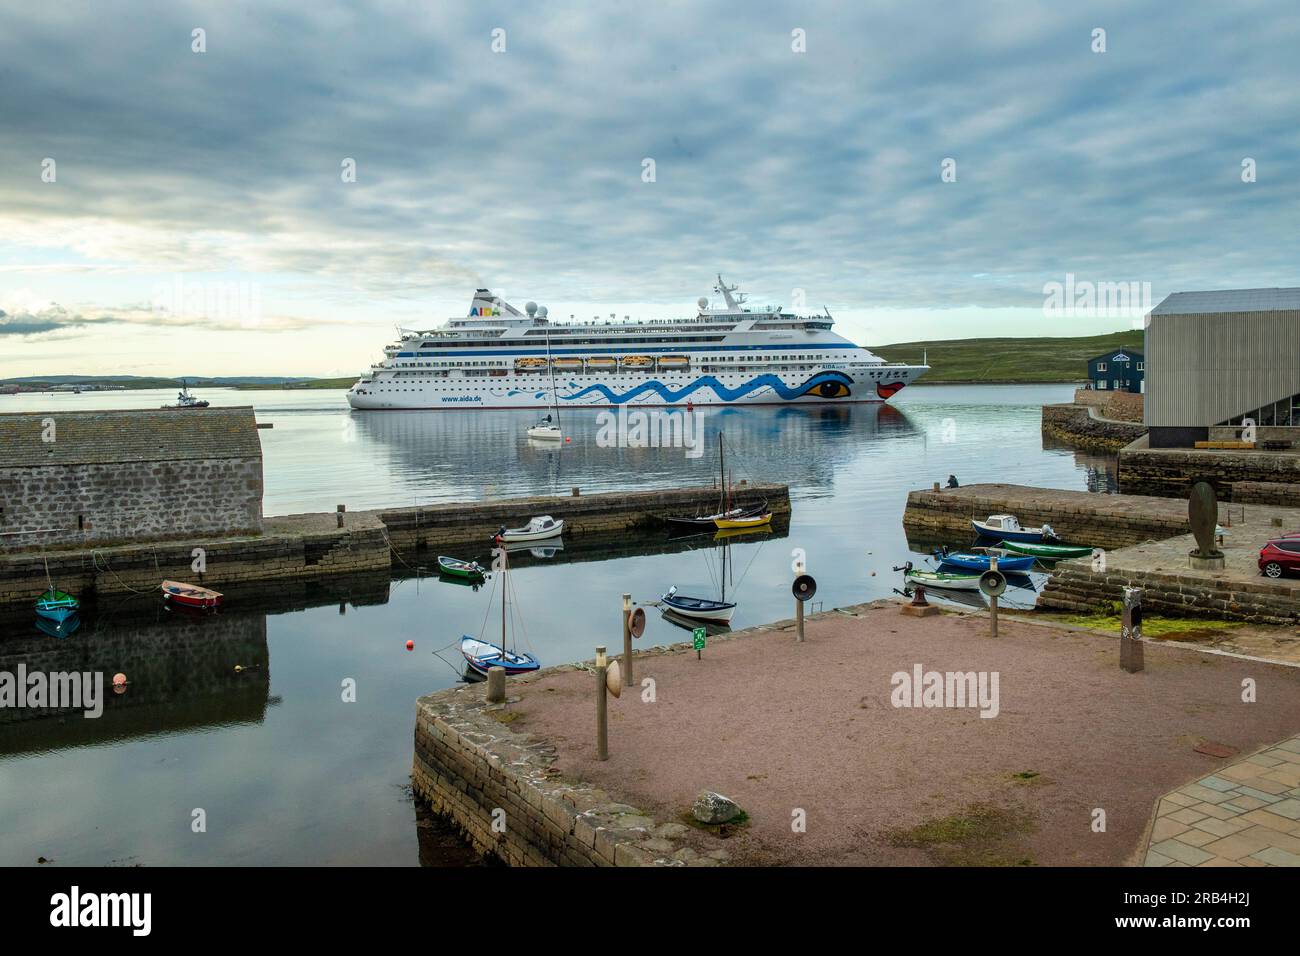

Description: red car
[1258,539,1300,578]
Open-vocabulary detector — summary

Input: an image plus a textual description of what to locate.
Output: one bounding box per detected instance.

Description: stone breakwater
[903,482,1209,551]
[0,483,789,608]
[1041,403,1146,452]
[1118,438,1300,499]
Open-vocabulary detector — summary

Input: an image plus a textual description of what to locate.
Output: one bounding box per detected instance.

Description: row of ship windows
[395,354,837,368]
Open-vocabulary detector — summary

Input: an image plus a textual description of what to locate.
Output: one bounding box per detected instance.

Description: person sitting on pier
[946,475,959,488]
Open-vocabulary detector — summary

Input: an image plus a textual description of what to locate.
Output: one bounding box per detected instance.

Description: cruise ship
[346,277,928,409]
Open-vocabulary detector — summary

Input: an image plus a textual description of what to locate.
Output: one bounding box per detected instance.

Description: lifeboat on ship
[586,356,616,369]
[515,357,548,371]
[657,355,690,369]
[552,357,583,370]
[622,355,653,369]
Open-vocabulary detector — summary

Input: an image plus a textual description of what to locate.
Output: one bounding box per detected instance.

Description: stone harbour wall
[413,673,712,867]
[377,482,789,554]
[1231,481,1300,507]
[0,458,263,550]
[0,514,390,607]
[1041,403,1146,452]
[903,483,1194,550]
[0,484,791,607]
[1118,446,1300,499]
[1038,562,1300,625]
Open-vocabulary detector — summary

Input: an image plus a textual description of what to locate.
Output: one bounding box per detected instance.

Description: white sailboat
[526,308,564,441]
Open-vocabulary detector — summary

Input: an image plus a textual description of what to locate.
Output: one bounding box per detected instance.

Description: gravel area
[510,605,1300,865]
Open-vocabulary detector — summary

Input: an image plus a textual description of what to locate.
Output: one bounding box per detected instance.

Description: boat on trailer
[971,514,1057,543]
[161,580,223,608]
[1000,540,1092,560]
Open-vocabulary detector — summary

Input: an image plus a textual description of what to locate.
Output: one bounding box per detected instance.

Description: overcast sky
[2,0,1298,377]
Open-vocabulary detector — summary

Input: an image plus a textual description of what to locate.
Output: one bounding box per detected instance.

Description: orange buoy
[112,673,127,687]
[405,640,414,651]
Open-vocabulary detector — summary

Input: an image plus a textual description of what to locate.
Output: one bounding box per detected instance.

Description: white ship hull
[347,365,926,409]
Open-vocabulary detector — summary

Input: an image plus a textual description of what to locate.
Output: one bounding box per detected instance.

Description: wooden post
[595,646,609,761]
[1121,587,1144,673]
[796,593,805,643]
[989,555,999,639]
[621,593,633,687]
[336,504,346,528]
[486,666,506,703]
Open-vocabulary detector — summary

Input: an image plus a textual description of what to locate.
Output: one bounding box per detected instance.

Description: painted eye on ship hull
[801,379,851,398]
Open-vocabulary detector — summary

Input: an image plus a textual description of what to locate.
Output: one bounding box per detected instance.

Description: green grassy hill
[872,330,1144,383]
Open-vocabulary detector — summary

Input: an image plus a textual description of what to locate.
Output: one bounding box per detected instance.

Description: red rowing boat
[161,580,223,608]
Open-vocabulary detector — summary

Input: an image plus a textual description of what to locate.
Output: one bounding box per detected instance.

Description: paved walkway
[1145,735,1300,866]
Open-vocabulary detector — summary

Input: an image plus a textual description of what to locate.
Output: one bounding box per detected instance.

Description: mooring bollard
[595,646,609,761]
[1121,587,1144,673]
[486,665,506,703]
[336,503,346,528]
[621,593,633,687]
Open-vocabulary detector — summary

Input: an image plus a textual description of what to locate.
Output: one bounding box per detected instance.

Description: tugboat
[162,381,209,409]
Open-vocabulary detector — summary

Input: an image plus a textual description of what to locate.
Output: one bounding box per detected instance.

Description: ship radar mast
[714,275,747,311]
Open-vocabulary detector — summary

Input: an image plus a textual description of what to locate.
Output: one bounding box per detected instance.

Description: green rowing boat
[438,555,486,579]
[1000,540,1092,560]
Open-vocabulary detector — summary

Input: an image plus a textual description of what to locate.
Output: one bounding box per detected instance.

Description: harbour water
[0,384,1116,865]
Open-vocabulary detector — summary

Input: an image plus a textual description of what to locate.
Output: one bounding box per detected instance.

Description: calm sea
[0,384,1114,865]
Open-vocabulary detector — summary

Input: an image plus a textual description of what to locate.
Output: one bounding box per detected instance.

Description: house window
[1137,362,1144,371]
[1097,380,1108,389]
[1096,362,1107,372]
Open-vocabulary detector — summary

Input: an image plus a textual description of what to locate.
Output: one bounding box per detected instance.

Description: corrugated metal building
[1145,288,1300,447]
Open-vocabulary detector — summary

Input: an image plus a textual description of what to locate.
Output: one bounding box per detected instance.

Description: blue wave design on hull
[560,371,853,404]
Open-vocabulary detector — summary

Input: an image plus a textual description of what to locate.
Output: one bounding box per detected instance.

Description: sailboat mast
[717,432,725,512]
[501,547,508,653]
[545,326,561,433]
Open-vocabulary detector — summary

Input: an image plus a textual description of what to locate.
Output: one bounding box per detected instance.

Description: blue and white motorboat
[971,514,1057,543]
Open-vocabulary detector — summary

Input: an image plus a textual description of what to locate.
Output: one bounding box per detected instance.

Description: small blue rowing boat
[935,551,1036,574]
[460,636,540,677]
[35,589,79,623]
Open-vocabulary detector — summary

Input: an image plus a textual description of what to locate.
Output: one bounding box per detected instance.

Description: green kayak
[1000,541,1092,560]
[437,555,486,579]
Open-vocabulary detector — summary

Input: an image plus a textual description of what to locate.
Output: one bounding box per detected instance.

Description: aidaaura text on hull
[346,277,928,410]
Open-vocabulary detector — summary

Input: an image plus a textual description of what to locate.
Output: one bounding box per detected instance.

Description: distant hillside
[871,331,1144,383]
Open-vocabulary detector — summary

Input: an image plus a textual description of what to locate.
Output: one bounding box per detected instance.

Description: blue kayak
[936,551,1036,574]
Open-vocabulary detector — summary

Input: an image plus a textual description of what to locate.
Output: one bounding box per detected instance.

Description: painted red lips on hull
[876,380,906,399]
